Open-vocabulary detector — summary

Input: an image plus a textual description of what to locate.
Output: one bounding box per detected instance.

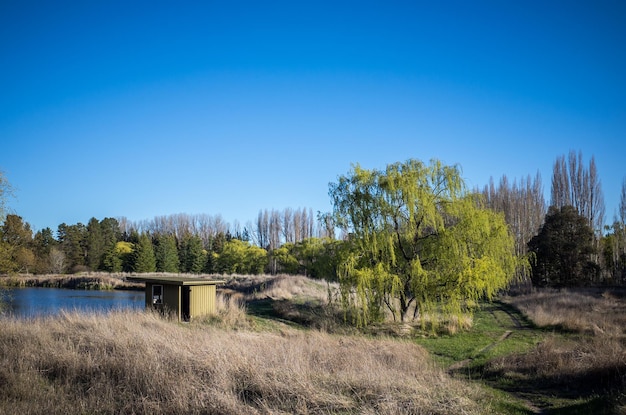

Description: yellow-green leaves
[330,159,518,326]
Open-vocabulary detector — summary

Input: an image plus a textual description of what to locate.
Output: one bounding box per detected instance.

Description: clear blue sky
[1,1,625,232]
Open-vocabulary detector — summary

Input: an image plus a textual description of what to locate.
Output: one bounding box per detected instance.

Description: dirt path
[447,302,545,414]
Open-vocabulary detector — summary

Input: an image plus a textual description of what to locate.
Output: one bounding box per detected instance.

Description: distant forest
[1,150,625,288]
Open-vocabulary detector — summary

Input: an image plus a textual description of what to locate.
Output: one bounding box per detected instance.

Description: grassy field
[0,276,498,415]
[1,274,626,414]
[490,289,626,414]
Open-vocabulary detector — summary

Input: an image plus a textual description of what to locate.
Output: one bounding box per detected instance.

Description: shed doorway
[182,286,191,321]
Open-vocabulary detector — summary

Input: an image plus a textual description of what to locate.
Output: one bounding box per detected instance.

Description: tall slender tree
[550,150,605,231]
[481,172,546,257]
[0,169,14,223]
[86,217,105,271]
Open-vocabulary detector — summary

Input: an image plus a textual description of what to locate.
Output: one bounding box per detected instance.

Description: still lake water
[1,287,144,318]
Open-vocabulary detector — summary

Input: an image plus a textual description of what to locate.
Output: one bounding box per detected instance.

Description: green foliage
[0,214,35,273]
[329,159,518,326]
[154,234,179,273]
[602,221,626,284]
[102,240,133,273]
[132,234,156,273]
[86,217,105,271]
[31,227,57,273]
[273,245,300,274]
[57,222,88,272]
[102,245,123,272]
[275,237,345,280]
[215,239,268,274]
[179,235,206,274]
[528,205,597,287]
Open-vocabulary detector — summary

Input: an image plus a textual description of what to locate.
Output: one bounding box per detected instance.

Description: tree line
[0,208,338,278]
[1,150,625,295]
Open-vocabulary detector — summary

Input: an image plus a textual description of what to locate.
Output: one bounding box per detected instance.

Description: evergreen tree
[86,217,105,271]
[32,227,56,273]
[155,234,179,273]
[100,217,121,271]
[132,234,156,273]
[528,205,597,287]
[57,223,87,272]
[102,245,123,273]
[179,235,205,274]
[204,232,227,273]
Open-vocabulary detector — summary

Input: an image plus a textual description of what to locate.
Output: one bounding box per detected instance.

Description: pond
[0,287,144,318]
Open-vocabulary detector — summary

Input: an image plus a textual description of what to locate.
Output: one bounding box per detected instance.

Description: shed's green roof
[126,276,225,286]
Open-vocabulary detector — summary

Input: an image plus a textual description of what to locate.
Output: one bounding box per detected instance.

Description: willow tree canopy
[329,159,517,325]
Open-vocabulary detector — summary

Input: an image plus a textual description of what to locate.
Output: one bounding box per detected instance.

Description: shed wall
[145,282,181,318]
[189,284,216,318]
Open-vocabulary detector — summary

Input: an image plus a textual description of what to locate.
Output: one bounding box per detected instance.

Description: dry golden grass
[220,273,338,301]
[248,274,337,302]
[489,288,626,407]
[503,288,626,335]
[0,302,498,415]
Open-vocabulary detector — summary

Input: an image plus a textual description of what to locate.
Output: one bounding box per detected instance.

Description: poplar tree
[0,169,13,223]
[329,159,518,325]
[550,150,605,231]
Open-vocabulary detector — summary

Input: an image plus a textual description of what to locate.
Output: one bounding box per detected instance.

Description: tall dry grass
[490,289,626,406]
[504,288,626,335]
[220,273,338,301]
[0,305,497,414]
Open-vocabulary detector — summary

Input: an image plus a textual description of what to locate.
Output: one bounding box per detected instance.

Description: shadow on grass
[445,301,626,414]
[246,297,351,332]
[472,338,625,414]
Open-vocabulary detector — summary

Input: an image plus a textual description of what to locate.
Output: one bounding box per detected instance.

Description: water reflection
[1,287,144,318]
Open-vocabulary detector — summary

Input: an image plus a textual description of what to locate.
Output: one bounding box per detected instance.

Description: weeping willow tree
[329,159,518,326]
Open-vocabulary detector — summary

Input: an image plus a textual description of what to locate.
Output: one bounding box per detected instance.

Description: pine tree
[179,235,205,274]
[132,234,156,273]
[86,217,105,271]
[155,234,179,273]
[528,206,597,287]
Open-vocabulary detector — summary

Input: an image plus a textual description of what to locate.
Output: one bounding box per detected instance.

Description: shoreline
[0,274,144,291]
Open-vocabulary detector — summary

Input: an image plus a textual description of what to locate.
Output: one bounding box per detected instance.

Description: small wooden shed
[127,276,224,322]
